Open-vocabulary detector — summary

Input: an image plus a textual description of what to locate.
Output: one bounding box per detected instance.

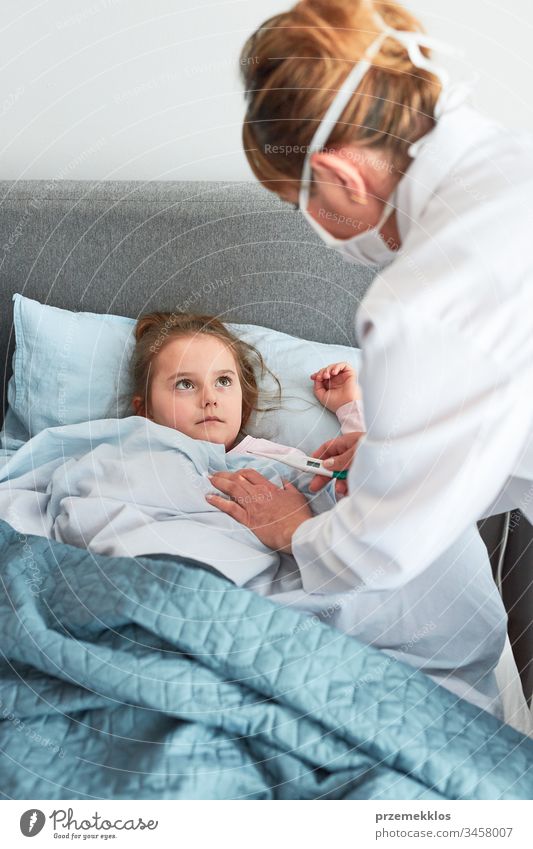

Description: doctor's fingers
[208,473,255,499]
[205,492,248,524]
[335,479,348,499]
[325,447,356,472]
[232,468,279,489]
[309,468,351,495]
[311,437,337,460]
[312,431,361,461]
[308,474,329,493]
[210,468,278,496]
[308,447,355,494]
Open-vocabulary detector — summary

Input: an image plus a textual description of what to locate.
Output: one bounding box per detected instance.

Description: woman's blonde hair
[129,311,281,435]
[240,0,442,198]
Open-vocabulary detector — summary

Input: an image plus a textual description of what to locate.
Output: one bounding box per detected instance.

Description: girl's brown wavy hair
[240,0,442,199]
[128,311,281,437]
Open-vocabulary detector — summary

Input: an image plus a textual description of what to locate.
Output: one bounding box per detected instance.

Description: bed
[0,179,532,800]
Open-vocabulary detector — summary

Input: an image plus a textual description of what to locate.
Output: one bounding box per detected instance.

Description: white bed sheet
[495,636,533,737]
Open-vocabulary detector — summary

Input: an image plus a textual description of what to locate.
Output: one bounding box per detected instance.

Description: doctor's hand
[308,431,363,497]
[205,469,313,554]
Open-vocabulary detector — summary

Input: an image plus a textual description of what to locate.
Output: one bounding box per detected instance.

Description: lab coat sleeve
[292,307,533,594]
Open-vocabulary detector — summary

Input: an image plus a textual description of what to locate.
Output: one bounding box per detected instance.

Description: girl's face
[134,334,243,450]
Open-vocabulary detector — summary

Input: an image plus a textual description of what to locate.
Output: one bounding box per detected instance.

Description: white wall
[1,0,532,181]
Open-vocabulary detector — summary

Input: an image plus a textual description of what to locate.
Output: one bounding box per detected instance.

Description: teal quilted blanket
[0,518,531,800]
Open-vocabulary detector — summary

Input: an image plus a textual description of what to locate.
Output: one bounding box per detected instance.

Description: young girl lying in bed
[0,309,507,716]
[130,311,365,467]
[127,311,507,717]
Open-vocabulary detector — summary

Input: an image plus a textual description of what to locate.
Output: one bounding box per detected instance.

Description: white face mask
[298,13,459,269]
[301,186,399,268]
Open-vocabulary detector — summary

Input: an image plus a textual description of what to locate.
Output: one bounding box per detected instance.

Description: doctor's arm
[291,311,532,594]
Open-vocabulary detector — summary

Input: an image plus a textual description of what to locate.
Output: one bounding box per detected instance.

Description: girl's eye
[175,379,194,390]
[216,375,232,387]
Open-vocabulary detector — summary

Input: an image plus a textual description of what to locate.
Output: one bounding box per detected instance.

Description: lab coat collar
[395,90,501,244]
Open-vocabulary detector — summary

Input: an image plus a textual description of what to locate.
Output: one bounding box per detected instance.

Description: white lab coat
[292,98,533,594]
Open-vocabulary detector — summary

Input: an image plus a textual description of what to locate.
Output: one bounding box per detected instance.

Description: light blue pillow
[1,294,362,456]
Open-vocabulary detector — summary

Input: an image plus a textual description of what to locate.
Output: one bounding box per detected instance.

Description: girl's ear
[132,396,146,417]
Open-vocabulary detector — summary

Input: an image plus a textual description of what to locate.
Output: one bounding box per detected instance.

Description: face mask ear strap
[299,23,462,207]
[299,29,389,206]
[300,62,376,188]
[372,8,462,61]
[376,22,461,89]
[399,31,461,89]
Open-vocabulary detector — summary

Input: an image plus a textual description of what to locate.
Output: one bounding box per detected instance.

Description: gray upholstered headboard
[1,179,531,702]
[0,179,376,424]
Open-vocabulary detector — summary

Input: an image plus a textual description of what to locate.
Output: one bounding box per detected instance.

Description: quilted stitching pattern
[1,518,532,800]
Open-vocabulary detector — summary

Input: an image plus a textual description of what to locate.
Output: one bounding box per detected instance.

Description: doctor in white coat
[208,2,533,600]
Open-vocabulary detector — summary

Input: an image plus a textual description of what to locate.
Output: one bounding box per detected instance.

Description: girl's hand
[206,469,313,554]
[310,362,360,413]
